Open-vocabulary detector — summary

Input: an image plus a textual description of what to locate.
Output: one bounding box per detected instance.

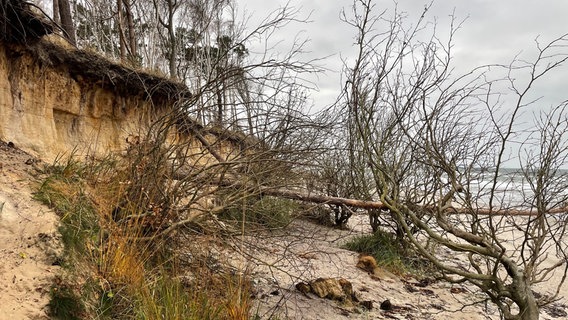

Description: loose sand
[240,214,568,319]
[0,142,61,319]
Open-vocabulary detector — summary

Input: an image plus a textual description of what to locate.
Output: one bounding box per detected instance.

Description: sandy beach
[237,213,568,319]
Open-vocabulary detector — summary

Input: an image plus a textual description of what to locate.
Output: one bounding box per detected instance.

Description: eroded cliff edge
[0,32,189,162]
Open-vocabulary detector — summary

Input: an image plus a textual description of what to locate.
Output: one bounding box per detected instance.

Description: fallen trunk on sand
[176,128,568,217]
[256,187,388,210]
[207,176,568,216]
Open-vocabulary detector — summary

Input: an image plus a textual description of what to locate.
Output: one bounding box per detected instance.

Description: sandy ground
[0,142,61,319]
[236,214,568,319]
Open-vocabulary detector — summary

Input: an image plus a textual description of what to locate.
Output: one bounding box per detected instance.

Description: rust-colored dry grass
[36,155,254,319]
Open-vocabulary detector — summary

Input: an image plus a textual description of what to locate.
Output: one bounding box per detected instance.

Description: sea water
[459,168,568,210]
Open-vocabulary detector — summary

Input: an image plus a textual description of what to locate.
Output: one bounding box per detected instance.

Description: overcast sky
[242,0,568,111]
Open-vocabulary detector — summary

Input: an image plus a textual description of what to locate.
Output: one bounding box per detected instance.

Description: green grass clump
[137,274,222,320]
[342,229,432,276]
[48,282,85,320]
[220,196,298,229]
[36,177,99,260]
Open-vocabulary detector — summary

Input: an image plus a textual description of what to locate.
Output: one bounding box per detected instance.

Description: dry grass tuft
[35,151,254,319]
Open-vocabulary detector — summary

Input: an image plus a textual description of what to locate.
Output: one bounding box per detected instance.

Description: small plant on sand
[47,276,86,320]
[342,229,433,276]
[34,158,100,318]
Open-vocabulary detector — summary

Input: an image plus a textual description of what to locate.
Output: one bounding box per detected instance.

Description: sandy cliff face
[0,37,181,162]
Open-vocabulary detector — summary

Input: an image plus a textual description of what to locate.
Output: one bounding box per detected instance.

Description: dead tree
[331,1,568,319]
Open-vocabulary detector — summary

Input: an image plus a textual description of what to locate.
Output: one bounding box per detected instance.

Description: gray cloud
[242,0,568,110]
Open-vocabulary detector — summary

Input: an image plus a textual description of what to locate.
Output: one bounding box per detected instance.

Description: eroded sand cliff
[0,35,188,162]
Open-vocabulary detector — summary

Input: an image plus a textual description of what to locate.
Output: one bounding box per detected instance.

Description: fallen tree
[222,179,568,216]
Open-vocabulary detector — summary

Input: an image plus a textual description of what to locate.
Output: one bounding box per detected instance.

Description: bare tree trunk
[166,0,176,78]
[53,0,60,25]
[166,0,177,78]
[123,0,137,59]
[259,187,388,210]
[152,0,177,78]
[216,78,223,124]
[115,0,137,63]
[517,282,539,320]
[236,78,254,135]
[117,0,126,60]
[213,178,566,216]
[58,0,76,45]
